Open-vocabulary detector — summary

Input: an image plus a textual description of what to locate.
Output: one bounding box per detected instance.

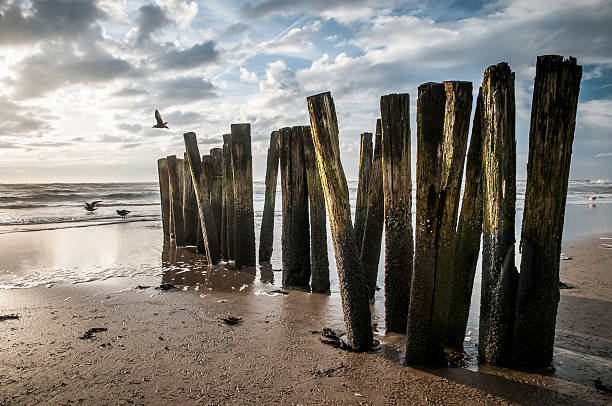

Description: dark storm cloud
[11,46,140,99]
[156,41,220,70]
[136,3,170,45]
[0,0,105,45]
[159,77,217,102]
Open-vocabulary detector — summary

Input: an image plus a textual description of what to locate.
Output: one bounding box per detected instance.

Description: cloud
[155,40,219,70]
[240,67,258,83]
[594,152,612,158]
[113,87,149,97]
[0,97,50,136]
[158,76,217,102]
[261,20,321,54]
[166,110,204,125]
[155,0,198,28]
[118,123,143,133]
[240,0,384,20]
[0,0,105,45]
[223,22,249,36]
[134,3,170,46]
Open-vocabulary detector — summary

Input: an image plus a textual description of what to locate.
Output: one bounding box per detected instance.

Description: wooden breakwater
[156,54,582,368]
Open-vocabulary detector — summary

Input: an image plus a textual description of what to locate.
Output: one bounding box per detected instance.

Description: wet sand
[0,225,611,405]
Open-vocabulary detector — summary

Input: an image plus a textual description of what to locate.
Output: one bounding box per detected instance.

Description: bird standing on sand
[589,196,597,201]
[153,110,169,129]
[84,201,102,213]
[117,210,131,219]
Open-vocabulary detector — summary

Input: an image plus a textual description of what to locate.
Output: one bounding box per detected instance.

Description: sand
[0,226,611,405]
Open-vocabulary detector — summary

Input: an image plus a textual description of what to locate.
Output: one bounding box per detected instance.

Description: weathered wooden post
[360,120,384,299]
[231,124,256,268]
[184,132,222,264]
[167,155,186,246]
[302,126,330,293]
[430,81,473,359]
[210,148,224,253]
[446,88,484,349]
[307,91,373,350]
[258,131,280,263]
[513,55,582,368]
[354,132,373,251]
[279,126,311,287]
[479,62,518,366]
[405,83,446,363]
[177,157,185,239]
[202,155,213,199]
[183,153,199,245]
[222,134,235,260]
[380,93,413,334]
[157,158,170,238]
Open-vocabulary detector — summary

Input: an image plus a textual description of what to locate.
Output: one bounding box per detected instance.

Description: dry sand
[0,231,611,405]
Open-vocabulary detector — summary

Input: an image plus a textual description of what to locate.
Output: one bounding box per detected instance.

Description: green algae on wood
[513,55,582,368]
[381,93,414,334]
[307,91,373,351]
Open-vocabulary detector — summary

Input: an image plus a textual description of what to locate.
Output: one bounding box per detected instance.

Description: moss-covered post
[184,132,222,264]
[183,153,199,245]
[380,93,413,334]
[360,119,384,299]
[222,134,235,260]
[354,132,373,251]
[479,62,518,366]
[512,55,582,368]
[167,155,186,246]
[302,125,330,293]
[258,131,280,263]
[157,158,170,239]
[210,148,224,255]
[231,123,256,268]
[446,88,484,349]
[405,83,446,363]
[279,126,311,287]
[307,91,373,351]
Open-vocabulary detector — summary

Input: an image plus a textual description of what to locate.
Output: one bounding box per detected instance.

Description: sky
[0,0,610,183]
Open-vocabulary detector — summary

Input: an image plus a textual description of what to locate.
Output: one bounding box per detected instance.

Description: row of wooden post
[156,54,581,369]
[304,55,581,367]
[157,126,257,269]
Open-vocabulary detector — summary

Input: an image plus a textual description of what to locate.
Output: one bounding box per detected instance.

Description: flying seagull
[84,201,102,212]
[116,210,130,219]
[153,110,169,129]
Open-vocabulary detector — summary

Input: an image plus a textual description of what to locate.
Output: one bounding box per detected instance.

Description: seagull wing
[155,109,164,125]
[91,201,102,207]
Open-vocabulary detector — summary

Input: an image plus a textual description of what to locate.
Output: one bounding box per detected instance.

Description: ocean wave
[0,216,160,234]
[0,213,159,227]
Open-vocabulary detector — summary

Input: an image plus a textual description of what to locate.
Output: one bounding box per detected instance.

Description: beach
[0,219,610,405]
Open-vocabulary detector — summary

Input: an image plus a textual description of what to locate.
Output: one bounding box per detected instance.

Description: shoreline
[1,232,611,404]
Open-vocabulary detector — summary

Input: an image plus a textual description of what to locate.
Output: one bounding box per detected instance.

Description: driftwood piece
[513,55,582,368]
[307,91,372,351]
[360,119,384,299]
[231,124,256,268]
[258,131,280,263]
[279,126,311,287]
[380,93,413,334]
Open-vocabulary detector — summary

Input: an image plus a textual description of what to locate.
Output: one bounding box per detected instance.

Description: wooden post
[513,56,582,368]
[279,126,311,287]
[184,132,222,264]
[360,119,384,299]
[258,131,280,263]
[302,125,330,293]
[210,148,224,255]
[167,155,186,246]
[380,93,413,334]
[183,153,199,245]
[177,157,185,240]
[405,83,446,363]
[479,62,518,366]
[231,124,256,268]
[157,158,170,238]
[430,81,473,358]
[446,88,485,349]
[354,132,373,252]
[202,155,213,200]
[307,91,373,351]
[222,134,235,260]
